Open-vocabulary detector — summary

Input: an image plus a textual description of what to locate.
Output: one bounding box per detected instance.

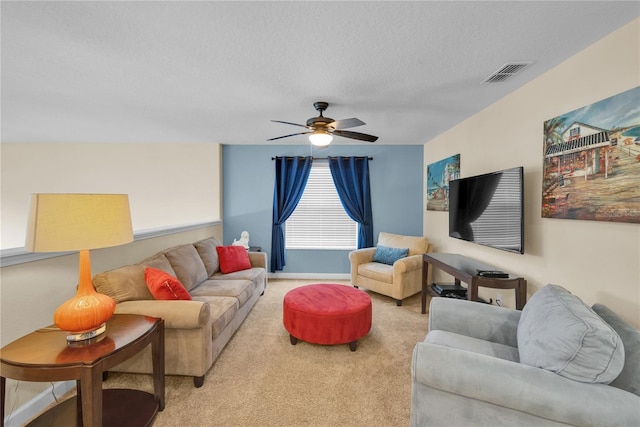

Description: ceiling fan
[268,101,378,146]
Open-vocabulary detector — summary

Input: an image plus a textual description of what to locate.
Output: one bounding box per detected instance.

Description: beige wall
[423,19,640,328]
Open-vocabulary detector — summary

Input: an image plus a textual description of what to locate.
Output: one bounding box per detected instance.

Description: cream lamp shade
[26,193,133,252]
[25,193,133,341]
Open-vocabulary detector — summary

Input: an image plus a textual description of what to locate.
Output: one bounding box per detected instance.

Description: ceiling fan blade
[267,132,311,141]
[333,129,378,142]
[331,118,365,129]
[271,120,310,129]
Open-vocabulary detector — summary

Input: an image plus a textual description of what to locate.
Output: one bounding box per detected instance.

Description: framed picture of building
[426,154,460,211]
[542,86,640,223]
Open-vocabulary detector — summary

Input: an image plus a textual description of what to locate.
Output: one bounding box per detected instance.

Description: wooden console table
[421,253,527,314]
[1,314,164,427]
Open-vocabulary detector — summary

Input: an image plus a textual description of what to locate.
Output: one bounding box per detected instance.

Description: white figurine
[232,231,250,249]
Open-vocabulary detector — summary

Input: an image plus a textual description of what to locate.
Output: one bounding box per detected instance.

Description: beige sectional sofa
[93,237,267,387]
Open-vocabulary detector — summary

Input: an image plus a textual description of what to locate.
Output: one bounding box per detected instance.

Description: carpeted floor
[100,279,429,426]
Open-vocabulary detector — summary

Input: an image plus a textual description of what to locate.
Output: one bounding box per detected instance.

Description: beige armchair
[349,232,432,306]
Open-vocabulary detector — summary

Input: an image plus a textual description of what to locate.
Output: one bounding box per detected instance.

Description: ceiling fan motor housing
[307,116,334,129]
[308,101,334,129]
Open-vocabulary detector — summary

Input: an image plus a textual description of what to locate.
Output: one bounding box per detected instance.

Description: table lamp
[25,193,133,342]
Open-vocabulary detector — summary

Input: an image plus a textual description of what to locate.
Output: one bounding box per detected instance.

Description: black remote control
[477,270,509,278]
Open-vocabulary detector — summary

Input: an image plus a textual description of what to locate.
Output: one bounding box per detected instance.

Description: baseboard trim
[3,380,75,427]
[269,273,350,280]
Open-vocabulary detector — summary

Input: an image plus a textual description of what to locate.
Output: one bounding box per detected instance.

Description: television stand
[421,253,527,314]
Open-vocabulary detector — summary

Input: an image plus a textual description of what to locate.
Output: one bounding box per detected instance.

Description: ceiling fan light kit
[309,130,333,147]
[269,101,379,145]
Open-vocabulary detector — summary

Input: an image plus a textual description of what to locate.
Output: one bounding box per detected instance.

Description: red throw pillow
[144,268,192,300]
[216,245,252,274]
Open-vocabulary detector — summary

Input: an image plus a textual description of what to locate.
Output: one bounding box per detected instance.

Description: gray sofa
[411,285,640,426]
[94,237,267,387]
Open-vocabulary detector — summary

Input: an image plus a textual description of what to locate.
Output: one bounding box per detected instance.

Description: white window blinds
[286,162,358,250]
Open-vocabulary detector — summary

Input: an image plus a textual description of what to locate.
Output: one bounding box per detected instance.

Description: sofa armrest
[115,300,210,329]
[393,254,422,274]
[428,298,520,347]
[248,251,267,270]
[349,247,377,266]
[413,342,640,427]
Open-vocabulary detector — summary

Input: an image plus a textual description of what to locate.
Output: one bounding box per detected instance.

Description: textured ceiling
[1,1,638,146]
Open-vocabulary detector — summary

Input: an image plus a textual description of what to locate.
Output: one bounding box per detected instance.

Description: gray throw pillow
[592,303,640,396]
[517,284,624,384]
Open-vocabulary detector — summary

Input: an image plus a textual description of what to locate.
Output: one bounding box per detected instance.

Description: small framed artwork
[542,86,640,223]
[426,154,460,211]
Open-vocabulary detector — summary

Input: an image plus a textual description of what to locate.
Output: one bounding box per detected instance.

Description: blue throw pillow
[372,245,409,265]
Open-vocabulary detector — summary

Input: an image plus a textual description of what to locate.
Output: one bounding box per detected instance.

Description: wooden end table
[1,314,164,427]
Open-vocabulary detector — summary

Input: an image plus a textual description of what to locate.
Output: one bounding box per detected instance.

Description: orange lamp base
[53,249,116,342]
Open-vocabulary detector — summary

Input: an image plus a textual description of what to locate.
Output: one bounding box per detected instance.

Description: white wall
[424,19,640,328]
[1,143,222,249]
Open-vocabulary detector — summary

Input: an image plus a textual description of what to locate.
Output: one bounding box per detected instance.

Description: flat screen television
[448,166,524,254]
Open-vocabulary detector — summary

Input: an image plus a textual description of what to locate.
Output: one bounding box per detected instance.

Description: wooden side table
[1,314,164,427]
[422,253,527,314]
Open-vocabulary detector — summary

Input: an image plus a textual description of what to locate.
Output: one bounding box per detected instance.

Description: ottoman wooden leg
[349,341,358,352]
[290,335,298,345]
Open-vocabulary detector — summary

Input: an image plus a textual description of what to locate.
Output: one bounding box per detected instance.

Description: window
[286,162,358,249]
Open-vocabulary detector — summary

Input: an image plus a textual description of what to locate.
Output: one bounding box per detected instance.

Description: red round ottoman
[283,284,372,351]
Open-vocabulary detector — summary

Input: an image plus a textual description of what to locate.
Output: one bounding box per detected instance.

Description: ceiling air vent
[482,62,533,83]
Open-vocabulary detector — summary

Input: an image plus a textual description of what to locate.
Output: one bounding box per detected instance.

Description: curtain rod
[271,156,373,160]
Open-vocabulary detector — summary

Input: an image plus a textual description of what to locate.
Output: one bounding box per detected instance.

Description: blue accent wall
[222,144,423,273]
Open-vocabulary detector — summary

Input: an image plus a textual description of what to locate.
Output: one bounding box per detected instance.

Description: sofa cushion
[593,303,640,396]
[93,264,153,303]
[212,267,266,291]
[372,245,409,265]
[141,253,177,277]
[216,245,252,274]
[194,237,222,277]
[357,262,393,283]
[163,244,208,291]
[377,232,429,256]
[425,330,520,363]
[517,284,624,384]
[144,267,192,301]
[190,279,254,307]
